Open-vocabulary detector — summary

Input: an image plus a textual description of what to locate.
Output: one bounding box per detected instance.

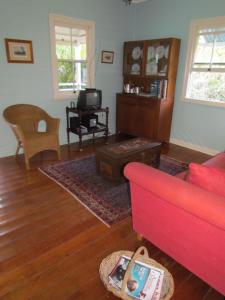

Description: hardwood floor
[0,137,223,300]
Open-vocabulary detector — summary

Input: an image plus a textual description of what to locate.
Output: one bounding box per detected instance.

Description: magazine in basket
[108,255,164,300]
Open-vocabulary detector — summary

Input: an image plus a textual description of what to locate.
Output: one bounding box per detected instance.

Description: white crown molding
[170,138,220,156]
[123,0,147,4]
[132,0,148,3]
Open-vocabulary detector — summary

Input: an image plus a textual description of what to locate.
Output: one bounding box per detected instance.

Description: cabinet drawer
[118,97,138,105]
[138,99,159,107]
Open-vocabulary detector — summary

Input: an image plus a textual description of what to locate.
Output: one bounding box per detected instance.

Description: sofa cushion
[187,162,225,197]
[203,152,225,169]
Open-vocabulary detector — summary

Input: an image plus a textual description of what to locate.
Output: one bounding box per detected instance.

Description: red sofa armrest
[124,162,225,231]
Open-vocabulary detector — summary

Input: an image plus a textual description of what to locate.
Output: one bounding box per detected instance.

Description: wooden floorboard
[0,137,222,299]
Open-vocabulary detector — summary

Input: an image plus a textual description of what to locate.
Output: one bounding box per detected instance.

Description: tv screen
[77,89,102,111]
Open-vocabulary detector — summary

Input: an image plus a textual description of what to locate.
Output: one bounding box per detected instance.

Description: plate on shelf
[156,45,165,59]
[164,45,169,58]
[146,62,158,75]
[131,63,140,74]
[132,46,142,60]
[147,46,155,60]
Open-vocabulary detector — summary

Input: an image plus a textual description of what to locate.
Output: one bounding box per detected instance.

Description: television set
[77,89,102,111]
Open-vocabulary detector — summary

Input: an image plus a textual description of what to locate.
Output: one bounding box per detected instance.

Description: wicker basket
[99,246,174,300]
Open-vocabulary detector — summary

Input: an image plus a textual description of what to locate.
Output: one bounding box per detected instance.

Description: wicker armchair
[3,104,61,169]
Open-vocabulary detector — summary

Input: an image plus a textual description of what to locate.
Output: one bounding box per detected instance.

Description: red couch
[124,153,225,295]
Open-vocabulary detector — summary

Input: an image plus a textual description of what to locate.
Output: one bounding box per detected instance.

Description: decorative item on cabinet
[123,82,142,94]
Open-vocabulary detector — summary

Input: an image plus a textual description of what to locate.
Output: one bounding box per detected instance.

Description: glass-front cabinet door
[145,40,171,76]
[123,41,144,76]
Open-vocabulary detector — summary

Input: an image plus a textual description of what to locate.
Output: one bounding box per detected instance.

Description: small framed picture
[5,38,34,63]
[101,50,114,64]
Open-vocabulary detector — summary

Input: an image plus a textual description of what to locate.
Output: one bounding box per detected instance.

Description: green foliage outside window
[188,72,225,102]
[56,44,87,91]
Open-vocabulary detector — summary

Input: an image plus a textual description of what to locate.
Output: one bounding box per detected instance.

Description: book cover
[163,80,168,99]
[149,80,158,97]
[108,255,164,300]
[152,272,164,300]
[108,255,130,290]
[125,260,163,300]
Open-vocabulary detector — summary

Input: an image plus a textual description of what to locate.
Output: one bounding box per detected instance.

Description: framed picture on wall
[101,50,114,64]
[5,38,34,63]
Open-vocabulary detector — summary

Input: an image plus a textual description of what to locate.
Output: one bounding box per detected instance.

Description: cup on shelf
[124,84,130,93]
[135,87,140,94]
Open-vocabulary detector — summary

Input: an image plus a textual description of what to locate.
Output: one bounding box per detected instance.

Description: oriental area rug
[39,155,187,227]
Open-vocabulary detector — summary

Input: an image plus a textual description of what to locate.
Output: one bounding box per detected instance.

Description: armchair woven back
[3,104,49,134]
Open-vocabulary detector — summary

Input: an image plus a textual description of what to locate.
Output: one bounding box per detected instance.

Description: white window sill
[183,97,225,108]
[54,96,76,101]
[53,92,78,101]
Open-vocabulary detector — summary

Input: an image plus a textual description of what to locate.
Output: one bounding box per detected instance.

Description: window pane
[56,44,72,60]
[212,33,225,68]
[72,43,87,60]
[72,28,87,60]
[58,61,73,91]
[55,26,71,43]
[187,71,225,102]
[193,34,214,69]
[55,26,72,59]
[73,62,87,90]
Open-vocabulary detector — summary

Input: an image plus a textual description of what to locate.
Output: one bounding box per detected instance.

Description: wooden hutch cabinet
[116,38,181,142]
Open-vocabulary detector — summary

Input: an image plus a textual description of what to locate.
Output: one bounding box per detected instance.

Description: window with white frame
[49,14,95,100]
[183,16,225,105]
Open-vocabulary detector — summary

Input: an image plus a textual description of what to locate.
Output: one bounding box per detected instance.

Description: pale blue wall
[0,0,134,157]
[2,0,225,158]
[133,0,225,152]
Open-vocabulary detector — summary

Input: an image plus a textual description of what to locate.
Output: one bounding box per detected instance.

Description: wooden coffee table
[96,138,161,183]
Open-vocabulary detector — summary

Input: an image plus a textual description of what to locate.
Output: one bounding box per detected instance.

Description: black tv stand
[66,107,109,151]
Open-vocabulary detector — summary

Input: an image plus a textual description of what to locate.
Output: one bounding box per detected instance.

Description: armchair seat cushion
[24,132,57,143]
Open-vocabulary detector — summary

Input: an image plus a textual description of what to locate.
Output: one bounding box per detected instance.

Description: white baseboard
[169,138,220,156]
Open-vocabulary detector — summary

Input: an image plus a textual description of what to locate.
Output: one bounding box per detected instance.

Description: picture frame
[101,50,114,64]
[5,38,34,63]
